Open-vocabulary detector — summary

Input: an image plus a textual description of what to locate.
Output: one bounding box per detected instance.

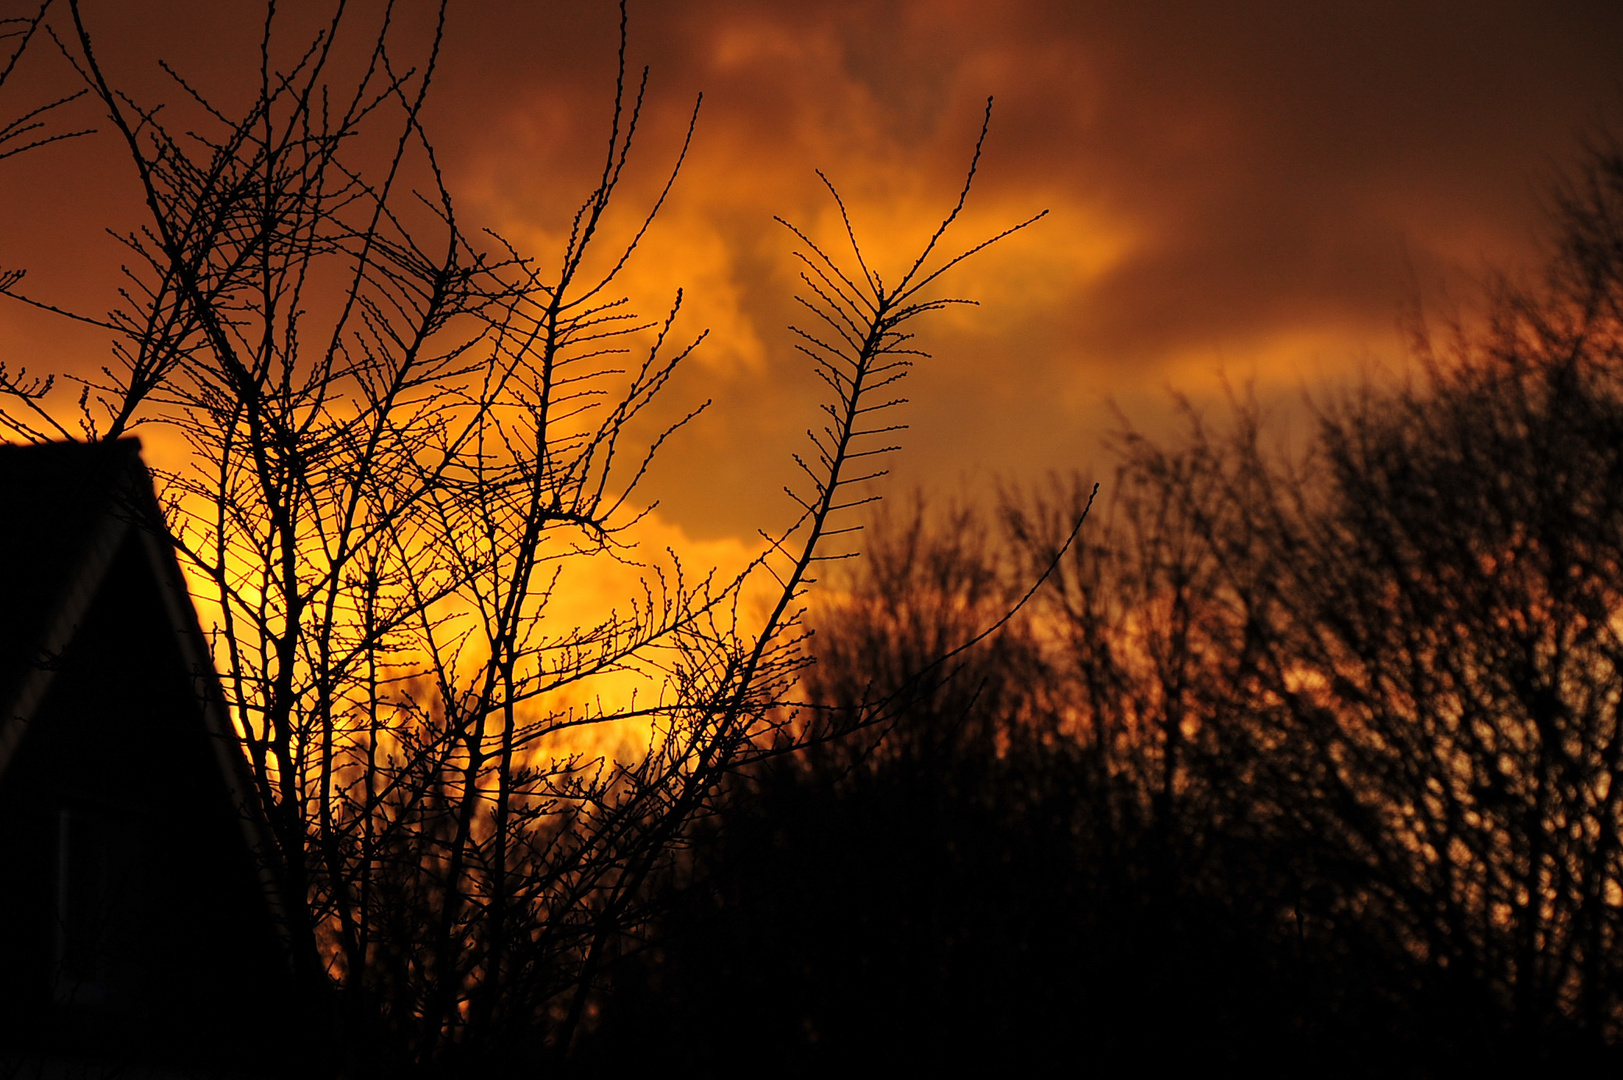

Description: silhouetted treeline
[578,143,1623,1076]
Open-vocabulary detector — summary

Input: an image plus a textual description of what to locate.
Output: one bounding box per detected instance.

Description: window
[53,804,146,1009]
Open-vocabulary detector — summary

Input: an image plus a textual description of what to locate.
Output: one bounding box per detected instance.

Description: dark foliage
[580,508,1314,1075]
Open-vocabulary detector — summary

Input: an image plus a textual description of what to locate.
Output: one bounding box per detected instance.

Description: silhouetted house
[0,440,312,1076]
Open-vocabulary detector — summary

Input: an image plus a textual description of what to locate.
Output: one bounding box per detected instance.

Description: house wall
[0,533,310,1072]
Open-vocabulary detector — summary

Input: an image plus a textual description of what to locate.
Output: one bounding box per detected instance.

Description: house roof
[0,438,314,1067]
[0,438,149,711]
[0,437,291,948]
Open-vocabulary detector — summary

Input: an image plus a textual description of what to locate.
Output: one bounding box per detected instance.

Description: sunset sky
[4,0,1623,548]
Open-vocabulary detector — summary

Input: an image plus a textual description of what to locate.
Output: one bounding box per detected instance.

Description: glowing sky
[4,0,1623,546]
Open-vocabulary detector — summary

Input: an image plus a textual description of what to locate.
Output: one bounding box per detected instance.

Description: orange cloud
[5,0,1623,546]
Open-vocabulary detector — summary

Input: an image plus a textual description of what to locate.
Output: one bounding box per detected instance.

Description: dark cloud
[4,0,1621,540]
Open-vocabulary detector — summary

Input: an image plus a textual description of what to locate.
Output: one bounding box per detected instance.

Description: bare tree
[0,0,91,164]
[1028,139,1623,1058]
[0,1,1041,1069]
[571,119,1623,1076]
